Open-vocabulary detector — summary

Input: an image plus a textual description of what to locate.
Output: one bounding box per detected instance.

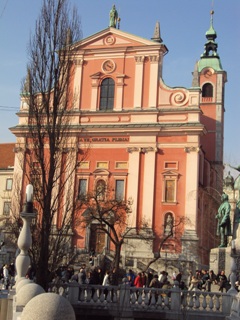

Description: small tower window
[100,78,115,110]
[202,83,213,97]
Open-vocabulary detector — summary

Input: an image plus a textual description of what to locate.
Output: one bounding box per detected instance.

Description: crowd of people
[50,264,235,294]
[1,257,237,295]
[187,269,231,293]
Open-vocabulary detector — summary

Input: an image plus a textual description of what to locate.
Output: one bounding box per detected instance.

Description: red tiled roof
[0,143,15,169]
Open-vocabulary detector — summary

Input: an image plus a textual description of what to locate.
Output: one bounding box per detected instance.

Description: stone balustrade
[48,282,232,319]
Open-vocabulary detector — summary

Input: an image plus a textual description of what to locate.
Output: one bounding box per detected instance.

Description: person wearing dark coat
[216,270,228,292]
[146,270,153,287]
[176,272,182,284]
[109,268,118,286]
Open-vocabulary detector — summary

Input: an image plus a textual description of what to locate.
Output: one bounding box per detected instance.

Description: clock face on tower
[102,60,115,73]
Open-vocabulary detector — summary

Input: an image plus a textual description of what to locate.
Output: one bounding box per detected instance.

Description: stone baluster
[170,281,181,311]
[15,184,36,280]
[223,242,238,316]
[228,241,238,295]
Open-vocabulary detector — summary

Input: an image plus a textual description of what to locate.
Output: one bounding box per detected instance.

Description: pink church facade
[11,13,226,269]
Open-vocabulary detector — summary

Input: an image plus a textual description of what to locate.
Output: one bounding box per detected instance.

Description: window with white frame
[162,171,178,203]
[96,179,106,200]
[3,201,11,215]
[165,180,175,202]
[6,178,13,191]
[115,179,124,201]
[78,179,87,199]
[99,78,115,110]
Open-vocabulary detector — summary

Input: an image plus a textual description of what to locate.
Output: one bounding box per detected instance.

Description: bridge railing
[48,282,232,316]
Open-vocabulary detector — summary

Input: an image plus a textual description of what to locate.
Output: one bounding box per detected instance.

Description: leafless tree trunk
[16,0,83,290]
[79,185,132,274]
[143,217,188,272]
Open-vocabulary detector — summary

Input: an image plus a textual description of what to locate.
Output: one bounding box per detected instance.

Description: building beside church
[0,143,15,265]
[10,9,226,270]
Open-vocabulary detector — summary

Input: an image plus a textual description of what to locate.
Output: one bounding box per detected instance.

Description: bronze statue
[109,4,118,28]
[216,193,231,247]
[235,199,240,223]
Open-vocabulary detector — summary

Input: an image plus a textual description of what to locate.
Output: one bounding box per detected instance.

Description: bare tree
[79,184,134,274]
[143,216,188,272]
[13,0,84,290]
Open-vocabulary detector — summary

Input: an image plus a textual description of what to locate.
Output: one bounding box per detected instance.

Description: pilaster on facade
[184,146,200,153]
[90,72,101,111]
[126,147,141,153]
[73,58,84,110]
[142,149,156,226]
[184,144,200,234]
[115,74,125,111]
[127,146,157,154]
[215,104,224,162]
[181,229,199,266]
[148,55,159,108]
[127,149,140,228]
[20,97,30,111]
[141,146,158,153]
[133,55,145,109]
[216,74,224,104]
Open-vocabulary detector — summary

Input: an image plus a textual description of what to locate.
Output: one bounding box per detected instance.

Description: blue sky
[0,0,239,169]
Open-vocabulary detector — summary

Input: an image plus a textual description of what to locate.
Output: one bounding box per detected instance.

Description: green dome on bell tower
[198,10,223,72]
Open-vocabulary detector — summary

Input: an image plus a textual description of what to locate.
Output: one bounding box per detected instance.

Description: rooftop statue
[226,164,240,190]
[224,171,235,190]
[216,193,231,248]
[109,4,118,28]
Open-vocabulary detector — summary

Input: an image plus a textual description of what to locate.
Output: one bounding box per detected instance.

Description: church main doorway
[89,224,106,254]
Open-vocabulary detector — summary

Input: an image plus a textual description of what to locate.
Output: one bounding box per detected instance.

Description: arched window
[100,78,115,110]
[202,83,213,97]
[95,179,106,200]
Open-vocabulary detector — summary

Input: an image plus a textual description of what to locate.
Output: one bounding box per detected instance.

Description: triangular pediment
[71,27,165,51]
[162,170,179,176]
[90,72,104,79]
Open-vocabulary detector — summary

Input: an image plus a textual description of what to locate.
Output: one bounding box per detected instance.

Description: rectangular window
[164,161,178,169]
[78,161,90,169]
[165,180,175,202]
[6,178,13,191]
[96,161,109,169]
[78,179,87,199]
[115,180,124,201]
[115,161,128,169]
[3,202,11,215]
